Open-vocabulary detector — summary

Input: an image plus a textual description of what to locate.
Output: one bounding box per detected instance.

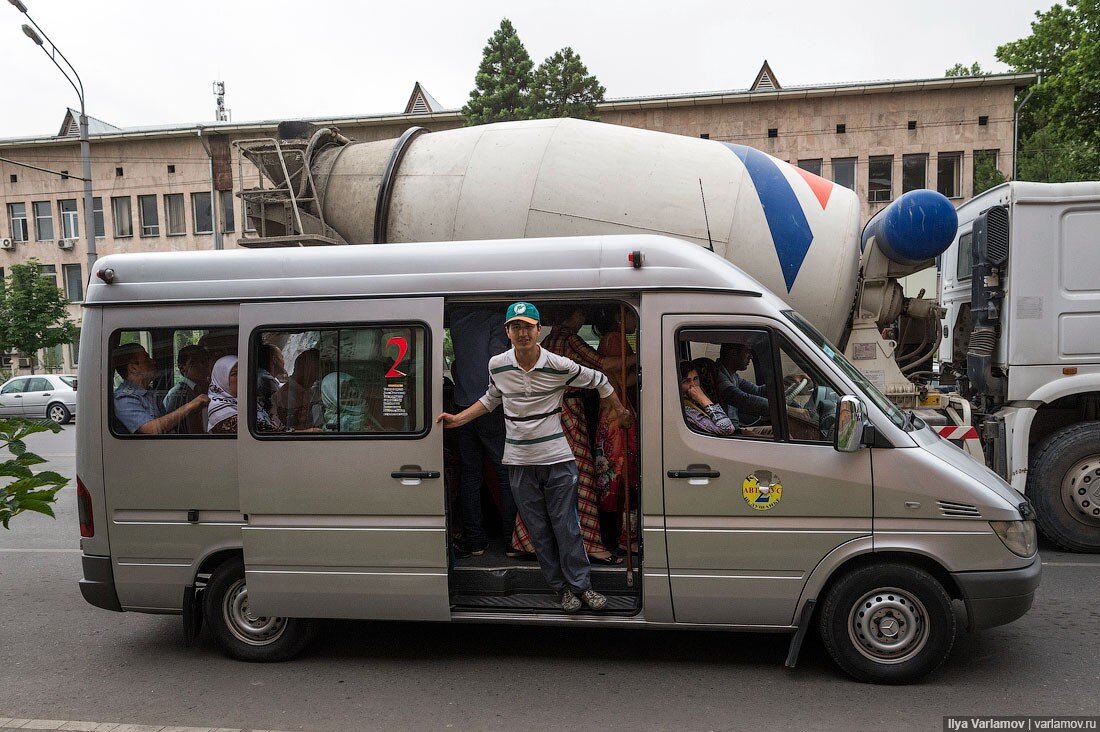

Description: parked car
[0,374,77,423]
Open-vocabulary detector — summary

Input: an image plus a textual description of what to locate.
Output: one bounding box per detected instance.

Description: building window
[836,123,846,134]
[7,203,28,242]
[38,264,57,284]
[937,153,963,199]
[767,128,778,138]
[112,196,133,238]
[93,197,105,238]
[978,115,989,126]
[902,154,928,193]
[139,195,160,237]
[165,194,186,235]
[868,156,893,203]
[59,199,79,239]
[63,263,83,302]
[33,201,54,241]
[192,192,213,234]
[8,174,15,184]
[908,120,917,130]
[167,165,176,174]
[220,190,235,233]
[797,159,823,176]
[831,158,856,191]
[115,167,124,177]
[699,133,710,140]
[973,149,1000,196]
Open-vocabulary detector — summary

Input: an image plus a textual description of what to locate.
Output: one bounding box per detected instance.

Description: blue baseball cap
[505,301,540,325]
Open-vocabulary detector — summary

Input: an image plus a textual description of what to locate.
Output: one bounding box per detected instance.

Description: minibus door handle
[391,468,441,486]
[668,467,720,486]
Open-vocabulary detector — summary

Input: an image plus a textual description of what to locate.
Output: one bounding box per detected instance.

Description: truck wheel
[202,557,316,662]
[819,563,955,684]
[1028,423,1100,553]
[47,402,71,424]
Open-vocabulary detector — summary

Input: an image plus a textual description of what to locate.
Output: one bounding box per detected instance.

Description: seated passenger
[163,345,212,434]
[273,348,322,431]
[690,357,720,403]
[321,372,371,432]
[714,343,770,428]
[207,355,278,435]
[256,343,286,424]
[113,343,208,435]
[680,361,736,436]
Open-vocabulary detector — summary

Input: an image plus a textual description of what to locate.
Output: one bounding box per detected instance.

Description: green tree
[529,47,605,120]
[0,417,65,529]
[996,0,1100,180]
[463,19,535,126]
[973,152,1008,195]
[944,61,988,77]
[0,260,77,374]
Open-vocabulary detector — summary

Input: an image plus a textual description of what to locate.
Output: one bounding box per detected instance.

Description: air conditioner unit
[0,238,14,250]
[58,238,75,250]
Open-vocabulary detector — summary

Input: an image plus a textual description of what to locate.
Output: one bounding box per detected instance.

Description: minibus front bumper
[79,554,122,612]
[951,554,1041,631]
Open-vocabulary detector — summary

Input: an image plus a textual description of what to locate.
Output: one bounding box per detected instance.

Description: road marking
[0,548,81,554]
[1042,561,1100,567]
[0,718,293,731]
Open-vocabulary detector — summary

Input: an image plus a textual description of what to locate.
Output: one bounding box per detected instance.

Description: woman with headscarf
[207,355,279,435]
[321,372,369,432]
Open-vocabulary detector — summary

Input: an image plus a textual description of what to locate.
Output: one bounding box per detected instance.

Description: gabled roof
[750,60,781,92]
[404,82,445,114]
[57,108,122,138]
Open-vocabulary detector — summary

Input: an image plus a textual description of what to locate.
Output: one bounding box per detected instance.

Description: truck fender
[1024,373,1100,405]
[1009,373,1100,493]
[793,536,873,622]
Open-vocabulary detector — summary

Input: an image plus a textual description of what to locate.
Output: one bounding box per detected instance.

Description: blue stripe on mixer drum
[721,142,814,293]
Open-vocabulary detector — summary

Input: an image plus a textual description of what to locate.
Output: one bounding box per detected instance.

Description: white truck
[939,182,1100,552]
[232,119,1096,551]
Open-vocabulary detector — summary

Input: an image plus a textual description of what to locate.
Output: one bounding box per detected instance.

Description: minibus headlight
[989,520,1037,557]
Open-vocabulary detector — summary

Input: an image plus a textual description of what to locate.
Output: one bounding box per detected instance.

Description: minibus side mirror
[834,395,866,453]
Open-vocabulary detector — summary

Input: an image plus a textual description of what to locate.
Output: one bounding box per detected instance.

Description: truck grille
[938,500,982,518]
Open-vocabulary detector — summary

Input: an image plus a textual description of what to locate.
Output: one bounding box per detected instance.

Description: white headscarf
[207,355,238,432]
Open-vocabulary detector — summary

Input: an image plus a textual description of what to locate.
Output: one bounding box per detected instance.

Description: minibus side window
[108,327,238,437]
[251,325,428,437]
[676,328,782,441]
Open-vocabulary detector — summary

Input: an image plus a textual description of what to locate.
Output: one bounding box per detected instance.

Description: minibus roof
[83,235,766,306]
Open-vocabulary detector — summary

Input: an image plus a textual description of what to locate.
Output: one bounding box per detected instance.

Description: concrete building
[0,65,1033,374]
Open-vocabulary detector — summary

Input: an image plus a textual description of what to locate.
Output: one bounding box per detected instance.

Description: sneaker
[468,541,488,556]
[579,589,607,610]
[560,590,582,613]
[451,542,471,559]
[505,546,534,559]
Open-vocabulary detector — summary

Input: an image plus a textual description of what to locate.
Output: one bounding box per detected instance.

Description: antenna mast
[213,81,231,122]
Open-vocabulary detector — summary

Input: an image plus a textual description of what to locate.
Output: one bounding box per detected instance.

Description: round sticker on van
[742,470,783,511]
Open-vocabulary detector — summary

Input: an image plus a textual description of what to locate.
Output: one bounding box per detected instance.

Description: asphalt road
[2,427,1099,731]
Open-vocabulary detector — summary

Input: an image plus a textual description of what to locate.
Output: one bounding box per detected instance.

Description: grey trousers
[509,460,592,593]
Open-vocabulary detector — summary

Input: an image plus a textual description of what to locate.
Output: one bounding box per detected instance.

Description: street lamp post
[10,0,97,271]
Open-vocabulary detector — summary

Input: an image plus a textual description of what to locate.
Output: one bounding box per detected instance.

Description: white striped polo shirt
[478,346,614,465]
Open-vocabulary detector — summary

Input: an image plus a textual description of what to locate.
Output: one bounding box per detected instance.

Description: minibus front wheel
[203,557,317,662]
[819,563,956,684]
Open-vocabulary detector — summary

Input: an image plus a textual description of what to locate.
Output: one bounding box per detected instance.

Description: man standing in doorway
[437,302,632,613]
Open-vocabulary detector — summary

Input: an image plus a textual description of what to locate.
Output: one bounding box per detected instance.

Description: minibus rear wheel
[819,563,956,684]
[203,557,317,662]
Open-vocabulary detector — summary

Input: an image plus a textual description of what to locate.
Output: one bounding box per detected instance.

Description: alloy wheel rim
[847,586,929,664]
[221,578,287,646]
[1060,456,1100,528]
[48,405,66,422]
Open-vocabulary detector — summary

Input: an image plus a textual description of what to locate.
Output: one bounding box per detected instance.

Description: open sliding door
[237,297,448,621]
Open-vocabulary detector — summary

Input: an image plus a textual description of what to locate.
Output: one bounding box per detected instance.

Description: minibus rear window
[251,325,429,437]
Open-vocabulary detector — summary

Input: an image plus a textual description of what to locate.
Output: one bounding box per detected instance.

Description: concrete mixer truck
[233,118,1094,549]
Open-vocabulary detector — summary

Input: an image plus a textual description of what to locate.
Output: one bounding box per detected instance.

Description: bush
[0,418,66,528]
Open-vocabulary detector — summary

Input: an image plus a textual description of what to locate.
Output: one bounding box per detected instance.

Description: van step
[450,565,639,595]
[451,592,639,613]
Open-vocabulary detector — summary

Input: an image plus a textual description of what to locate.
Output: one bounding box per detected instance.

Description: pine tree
[529,47,605,120]
[0,261,77,374]
[463,19,535,126]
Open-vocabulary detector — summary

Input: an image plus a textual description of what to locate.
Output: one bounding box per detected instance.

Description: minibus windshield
[782,310,908,430]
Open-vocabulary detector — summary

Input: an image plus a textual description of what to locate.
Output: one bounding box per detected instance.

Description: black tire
[47,402,71,424]
[202,557,316,662]
[1028,423,1100,553]
[819,563,956,684]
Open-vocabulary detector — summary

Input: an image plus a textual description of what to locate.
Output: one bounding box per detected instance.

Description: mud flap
[182,585,203,647]
[785,599,816,669]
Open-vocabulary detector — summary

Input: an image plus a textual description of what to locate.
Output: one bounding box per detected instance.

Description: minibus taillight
[77,476,93,538]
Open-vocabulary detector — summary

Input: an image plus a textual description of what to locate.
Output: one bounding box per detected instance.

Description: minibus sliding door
[237,298,448,621]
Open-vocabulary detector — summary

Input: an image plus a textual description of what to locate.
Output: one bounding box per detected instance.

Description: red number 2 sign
[385,336,409,378]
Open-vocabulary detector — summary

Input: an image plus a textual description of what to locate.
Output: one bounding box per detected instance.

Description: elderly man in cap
[437,301,632,613]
